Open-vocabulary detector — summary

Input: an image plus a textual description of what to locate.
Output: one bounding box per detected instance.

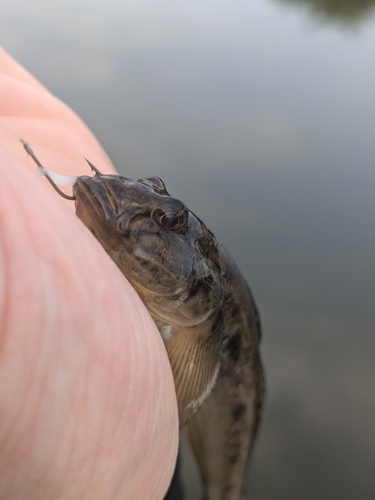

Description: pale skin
[0,48,178,499]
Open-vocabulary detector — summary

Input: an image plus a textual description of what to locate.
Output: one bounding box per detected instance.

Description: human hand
[0,48,178,500]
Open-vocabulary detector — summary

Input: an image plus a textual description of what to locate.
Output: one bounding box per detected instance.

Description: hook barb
[84,158,102,176]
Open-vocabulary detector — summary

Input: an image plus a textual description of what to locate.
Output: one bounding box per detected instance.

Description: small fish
[24,141,265,500]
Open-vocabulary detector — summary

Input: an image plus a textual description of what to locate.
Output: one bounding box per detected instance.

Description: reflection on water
[277,0,375,23]
[0,0,375,499]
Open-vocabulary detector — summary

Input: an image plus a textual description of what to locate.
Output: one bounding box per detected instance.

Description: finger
[0,48,179,499]
[0,47,114,209]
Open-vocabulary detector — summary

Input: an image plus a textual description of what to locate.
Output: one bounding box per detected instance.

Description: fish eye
[154,208,188,233]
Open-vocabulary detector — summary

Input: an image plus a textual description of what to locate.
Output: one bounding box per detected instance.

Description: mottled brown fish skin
[186,248,265,500]
[72,171,265,500]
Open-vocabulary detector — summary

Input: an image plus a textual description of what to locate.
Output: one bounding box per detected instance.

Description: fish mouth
[74,176,118,226]
[74,175,150,234]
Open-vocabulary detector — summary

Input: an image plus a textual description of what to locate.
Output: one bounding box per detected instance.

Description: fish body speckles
[187,249,264,500]
[73,172,265,499]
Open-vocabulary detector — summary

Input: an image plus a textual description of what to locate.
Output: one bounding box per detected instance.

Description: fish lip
[74,176,117,225]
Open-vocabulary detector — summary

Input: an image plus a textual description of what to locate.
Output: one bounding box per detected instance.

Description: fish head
[73,173,224,332]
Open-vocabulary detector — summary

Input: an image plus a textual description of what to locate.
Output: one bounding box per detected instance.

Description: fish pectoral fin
[167,313,223,427]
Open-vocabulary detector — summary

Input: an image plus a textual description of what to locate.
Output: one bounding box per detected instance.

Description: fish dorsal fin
[166,312,223,427]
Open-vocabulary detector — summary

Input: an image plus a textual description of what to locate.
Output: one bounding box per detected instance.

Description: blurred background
[1,0,375,498]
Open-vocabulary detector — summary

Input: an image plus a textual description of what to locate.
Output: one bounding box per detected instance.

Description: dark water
[1,1,375,498]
